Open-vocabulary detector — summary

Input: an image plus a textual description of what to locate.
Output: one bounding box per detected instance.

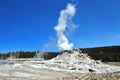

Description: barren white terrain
[0,49,120,80]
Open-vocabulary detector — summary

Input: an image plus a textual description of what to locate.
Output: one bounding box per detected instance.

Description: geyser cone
[38,49,120,73]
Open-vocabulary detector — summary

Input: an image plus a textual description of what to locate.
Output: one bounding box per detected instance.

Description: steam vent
[38,49,120,73]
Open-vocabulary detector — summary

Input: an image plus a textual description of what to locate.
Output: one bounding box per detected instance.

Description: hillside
[81,46,120,62]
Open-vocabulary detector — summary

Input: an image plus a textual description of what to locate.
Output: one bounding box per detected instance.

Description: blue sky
[0,0,120,53]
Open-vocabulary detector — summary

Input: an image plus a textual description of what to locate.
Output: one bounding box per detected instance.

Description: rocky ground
[0,62,120,80]
[62,71,120,80]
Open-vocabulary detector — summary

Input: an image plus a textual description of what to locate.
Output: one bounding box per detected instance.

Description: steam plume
[35,37,56,58]
[54,3,76,51]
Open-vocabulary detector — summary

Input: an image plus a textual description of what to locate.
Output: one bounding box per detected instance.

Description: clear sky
[0,0,120,53]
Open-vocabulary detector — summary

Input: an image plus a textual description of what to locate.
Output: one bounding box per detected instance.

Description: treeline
[0,46,120,62]
[0,51,59,60]
[81,46,120,62]
[0,51,36,59]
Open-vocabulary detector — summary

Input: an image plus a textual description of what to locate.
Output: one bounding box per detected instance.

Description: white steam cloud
[54,3,76,51]
[35,37,56,58]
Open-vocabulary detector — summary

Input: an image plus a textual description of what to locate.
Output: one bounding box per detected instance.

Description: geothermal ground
[0,62,120,80]
[0,50,120,80]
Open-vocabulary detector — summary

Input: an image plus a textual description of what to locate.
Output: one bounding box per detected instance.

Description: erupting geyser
[0,4,120,73]
[54,4,76,51]
[38,3,120,73]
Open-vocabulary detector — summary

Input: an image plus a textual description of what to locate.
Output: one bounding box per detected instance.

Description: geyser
[2,3,120,75]
[54,3,76,51]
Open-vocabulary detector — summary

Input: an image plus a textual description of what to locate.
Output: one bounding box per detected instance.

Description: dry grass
[106,62,120,66]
